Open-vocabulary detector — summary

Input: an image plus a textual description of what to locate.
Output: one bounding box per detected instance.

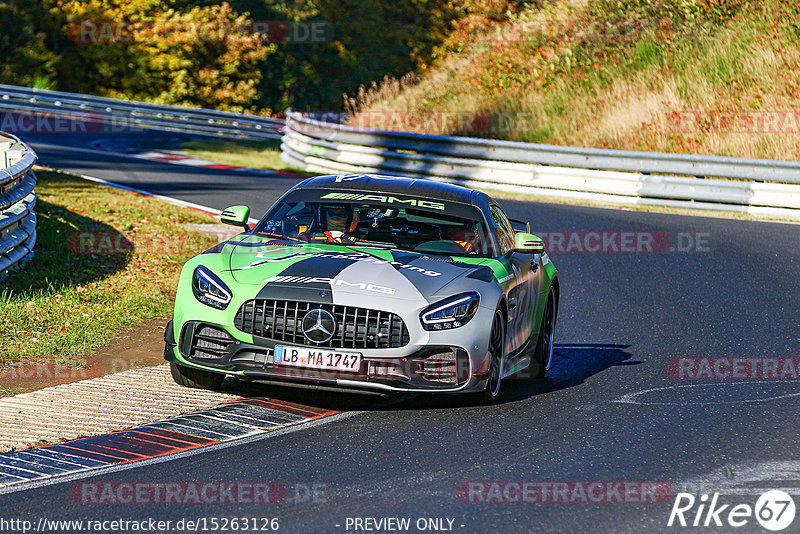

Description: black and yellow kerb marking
[0,399,337,489]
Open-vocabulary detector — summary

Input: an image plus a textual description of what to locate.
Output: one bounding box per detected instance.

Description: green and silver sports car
[165,174,559,402]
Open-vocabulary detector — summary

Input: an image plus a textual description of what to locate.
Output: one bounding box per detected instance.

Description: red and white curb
[0,365,338,490]
[0,398,336,490]
[84,136,302,177]
[133,151,302,177]
[41,166,262,225]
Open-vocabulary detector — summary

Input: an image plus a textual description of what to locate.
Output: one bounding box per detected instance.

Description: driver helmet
[324,205,360,233]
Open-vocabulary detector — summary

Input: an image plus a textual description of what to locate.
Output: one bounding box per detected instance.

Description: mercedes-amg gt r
[165,174,559,402]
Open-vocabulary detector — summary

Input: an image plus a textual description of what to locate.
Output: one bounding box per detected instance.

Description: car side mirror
[512,233,544,254]
[220,205,251,232]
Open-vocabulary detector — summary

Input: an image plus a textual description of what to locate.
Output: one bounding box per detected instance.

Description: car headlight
[420,292,480,331]
[192,266,232,310]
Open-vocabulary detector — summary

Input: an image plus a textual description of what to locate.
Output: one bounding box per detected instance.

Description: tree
[45,0,274,111]
[0,0,58,88]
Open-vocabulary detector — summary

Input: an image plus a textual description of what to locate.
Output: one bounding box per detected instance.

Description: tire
[169,360,225,390]
[471,308,505,405]
[529,287,557,379]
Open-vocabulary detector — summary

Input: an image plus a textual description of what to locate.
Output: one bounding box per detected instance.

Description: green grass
[181,139,314,176]
[0,170,218,371]
[631,41,664,70]
[349,0,800,161]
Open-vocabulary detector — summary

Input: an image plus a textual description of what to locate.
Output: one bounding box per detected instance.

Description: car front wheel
[169,359,225,390]
[471,308,505,405]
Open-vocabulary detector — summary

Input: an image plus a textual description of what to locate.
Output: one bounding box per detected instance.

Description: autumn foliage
[0,0,480,113]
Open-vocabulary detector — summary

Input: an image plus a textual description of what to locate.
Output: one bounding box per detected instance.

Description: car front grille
[234,299,410,349]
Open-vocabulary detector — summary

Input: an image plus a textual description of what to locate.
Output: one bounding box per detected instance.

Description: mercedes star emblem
[301,308,337,344]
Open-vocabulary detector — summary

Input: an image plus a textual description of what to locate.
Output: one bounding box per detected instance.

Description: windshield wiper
[345,239,397,249]
[255,232,304,243]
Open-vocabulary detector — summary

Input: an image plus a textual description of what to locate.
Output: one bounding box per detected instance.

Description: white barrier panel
[281,112,800,219]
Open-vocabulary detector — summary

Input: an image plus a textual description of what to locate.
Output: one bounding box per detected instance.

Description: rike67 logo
[668,490,796,531]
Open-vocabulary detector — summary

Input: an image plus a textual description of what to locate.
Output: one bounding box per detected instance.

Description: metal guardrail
[0,84,284,140]
[0,132,37,276]
[282,111,800,218]
[2,84,799,221]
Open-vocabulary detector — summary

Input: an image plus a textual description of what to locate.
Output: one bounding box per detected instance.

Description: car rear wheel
[530,287,557,379]
[471,308,505,405]
[169,360,225,390]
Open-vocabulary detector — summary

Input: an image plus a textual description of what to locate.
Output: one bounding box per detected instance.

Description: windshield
[255,193,496,257]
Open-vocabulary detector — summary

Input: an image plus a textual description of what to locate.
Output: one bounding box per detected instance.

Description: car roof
[297,173,488,206]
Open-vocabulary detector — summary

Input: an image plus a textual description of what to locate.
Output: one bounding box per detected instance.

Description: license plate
[274,345,362,373]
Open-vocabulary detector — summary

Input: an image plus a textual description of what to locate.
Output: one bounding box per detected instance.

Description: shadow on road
[215,343,640,412]
[500,343,639,402]
[2,198,132,292]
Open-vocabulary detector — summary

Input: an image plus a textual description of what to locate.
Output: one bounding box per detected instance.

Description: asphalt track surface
[1,132,799,533]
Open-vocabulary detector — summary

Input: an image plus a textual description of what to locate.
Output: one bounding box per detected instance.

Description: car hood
[221,235,494,303]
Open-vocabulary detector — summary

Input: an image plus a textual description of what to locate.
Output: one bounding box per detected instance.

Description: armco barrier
[0,132,37,276]
[3,84,799,220]
[281,111,800,219]
[0,84,283,140]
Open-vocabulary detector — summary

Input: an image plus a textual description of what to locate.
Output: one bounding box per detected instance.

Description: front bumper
[165,314,491,394]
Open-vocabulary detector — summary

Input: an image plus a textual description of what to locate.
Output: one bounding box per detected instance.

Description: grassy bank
[0,171,218,375]
[348,0,800,161]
